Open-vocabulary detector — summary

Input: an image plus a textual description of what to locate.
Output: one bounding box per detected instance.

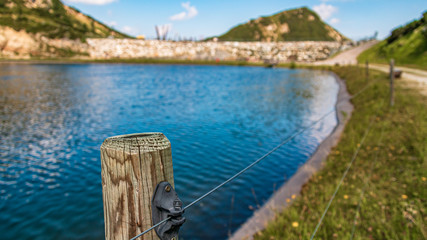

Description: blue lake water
[0,64,338,240]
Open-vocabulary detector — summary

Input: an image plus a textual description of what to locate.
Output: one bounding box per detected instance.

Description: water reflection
[0,64,337,239]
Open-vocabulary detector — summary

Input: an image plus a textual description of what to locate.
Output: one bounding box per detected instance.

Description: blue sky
[64,0,427,40]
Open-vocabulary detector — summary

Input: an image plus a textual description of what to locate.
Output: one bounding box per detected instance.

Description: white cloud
[330,18,340,24]
[170,2,198,21]
[108,21,117,27]
[171,12,187,21]
[65,0,117,5]
[313,3,338,20]
[321,0,353,2]
[122,26,136,35]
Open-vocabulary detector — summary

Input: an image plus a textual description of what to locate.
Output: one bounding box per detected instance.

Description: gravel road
[314,40,427,96]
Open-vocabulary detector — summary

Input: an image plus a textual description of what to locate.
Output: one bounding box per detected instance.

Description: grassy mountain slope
[215,7,347,42]
[358,12,427,70]
[0,0,130,40]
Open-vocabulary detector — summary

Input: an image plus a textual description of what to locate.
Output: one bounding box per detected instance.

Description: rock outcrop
[0,0,129,40]
[0,26,88,58]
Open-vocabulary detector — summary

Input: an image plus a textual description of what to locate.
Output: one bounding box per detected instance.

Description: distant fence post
[100,133,174,240]
[365,60,369,81]
[389,59,395,106]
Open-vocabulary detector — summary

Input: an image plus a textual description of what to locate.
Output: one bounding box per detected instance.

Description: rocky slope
[0,2,347,60]
[0,0,128,58]
[215,7,347,42]
[0,25,88,58]
[0,0,128,39]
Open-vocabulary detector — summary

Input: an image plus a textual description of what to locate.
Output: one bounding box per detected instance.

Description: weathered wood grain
[101,133,174,240]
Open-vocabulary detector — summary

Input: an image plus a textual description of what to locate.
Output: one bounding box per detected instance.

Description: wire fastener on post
[131,109,335,240]
[130,73,381,240]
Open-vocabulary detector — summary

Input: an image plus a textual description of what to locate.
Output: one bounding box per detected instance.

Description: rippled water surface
[0,64,338,240]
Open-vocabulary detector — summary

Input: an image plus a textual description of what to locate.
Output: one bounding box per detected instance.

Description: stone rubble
[87,39,345,62]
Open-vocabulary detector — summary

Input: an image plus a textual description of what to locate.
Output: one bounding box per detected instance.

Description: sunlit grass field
[256,66,427,239]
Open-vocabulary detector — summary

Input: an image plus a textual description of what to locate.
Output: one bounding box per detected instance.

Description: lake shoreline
[0,58,295,68]
[1,64,341,239]
[230,72,354,240]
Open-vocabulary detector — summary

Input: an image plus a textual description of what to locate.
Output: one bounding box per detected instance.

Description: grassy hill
[214,7,347,42]
[0,0,130,40]
[358,11,427,70]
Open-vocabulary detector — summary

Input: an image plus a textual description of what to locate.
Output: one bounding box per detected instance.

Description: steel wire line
[132,76,380,240]
[131,108,336,240]
[309,100,384,240]
[350,124,385,240]
[351,79,380,99]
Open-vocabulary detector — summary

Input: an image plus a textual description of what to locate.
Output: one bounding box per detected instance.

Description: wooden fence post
[389,59,395,106]
[100,133,174,240]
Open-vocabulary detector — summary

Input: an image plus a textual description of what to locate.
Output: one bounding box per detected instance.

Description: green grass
[216,7,346,42]
[0,0,129,40]
[358,12,427,71]
[358,36,427,71]
[255,66,427,239]
[1,58,424,239]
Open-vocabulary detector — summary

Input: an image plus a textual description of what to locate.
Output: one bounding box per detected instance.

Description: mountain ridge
[213,7,347,42]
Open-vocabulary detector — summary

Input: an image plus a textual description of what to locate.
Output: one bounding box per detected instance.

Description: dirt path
[231,41,426,240]
[314,40,378,66]
[368,64,427,96]
[313,40,427,96]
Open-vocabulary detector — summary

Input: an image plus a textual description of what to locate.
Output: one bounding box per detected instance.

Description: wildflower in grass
[344,195,349,199]
[292,222,299,228]
[422,177,426,181]
[286,198,291,203]
[291,194,296,199]
[401,194,408,199]
[335,150,340,155]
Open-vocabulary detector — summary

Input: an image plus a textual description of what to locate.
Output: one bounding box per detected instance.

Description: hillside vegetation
[358,12,427,70]
[0,0,129,40]
[215,7,347,42]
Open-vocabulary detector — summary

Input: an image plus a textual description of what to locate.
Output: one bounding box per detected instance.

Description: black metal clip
[152,182,185,240]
